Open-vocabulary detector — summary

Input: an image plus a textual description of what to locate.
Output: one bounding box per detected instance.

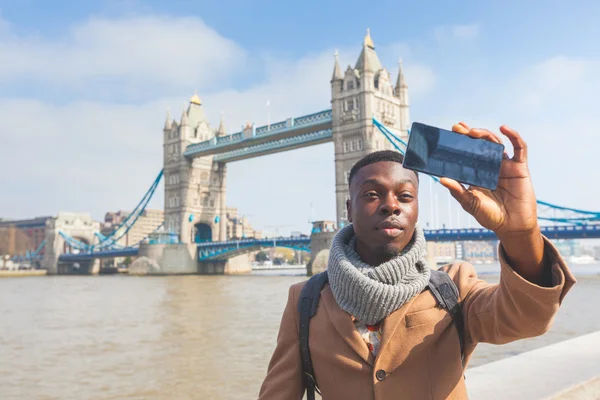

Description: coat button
[376,369,386,381]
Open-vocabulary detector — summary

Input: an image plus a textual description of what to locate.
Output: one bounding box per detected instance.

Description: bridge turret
[163,93,227,246]
[331,50,343,82]
[163,107,172,131]
[180,104,189,127]
[394,59,410,131]
[216,112,227,137]
[330,50,344,102]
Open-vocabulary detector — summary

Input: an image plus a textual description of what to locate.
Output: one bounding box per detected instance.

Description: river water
[1,264,599,400]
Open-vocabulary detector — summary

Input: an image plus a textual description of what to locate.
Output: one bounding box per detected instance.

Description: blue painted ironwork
[183,109,332,158]
[11,239,47,263]
[372,117,441,183]
[59,223,166,261]
[214,128,332,162]
[92,170,163,249]
[59,247,139,261]
[197,236,311,260]
[425,224,600,241]
[59,170,164,251]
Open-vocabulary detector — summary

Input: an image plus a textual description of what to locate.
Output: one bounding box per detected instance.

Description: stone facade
[331,30,410,229]
[163,94,228,244]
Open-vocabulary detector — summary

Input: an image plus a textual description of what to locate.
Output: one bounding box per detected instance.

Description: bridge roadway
[57,224,600,262]
[183,110,333,162]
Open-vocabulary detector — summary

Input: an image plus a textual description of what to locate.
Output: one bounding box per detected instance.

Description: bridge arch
[194,222,213,243]
[63,236,90,254]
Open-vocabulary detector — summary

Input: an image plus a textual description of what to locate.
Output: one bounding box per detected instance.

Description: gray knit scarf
[327,224,431,325]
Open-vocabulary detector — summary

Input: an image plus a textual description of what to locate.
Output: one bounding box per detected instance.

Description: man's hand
[439,122,548,284]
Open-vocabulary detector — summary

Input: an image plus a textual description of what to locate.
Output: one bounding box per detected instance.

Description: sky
[1,0,599,237]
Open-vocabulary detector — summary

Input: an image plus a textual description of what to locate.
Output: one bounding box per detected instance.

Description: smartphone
[403,122,505,190]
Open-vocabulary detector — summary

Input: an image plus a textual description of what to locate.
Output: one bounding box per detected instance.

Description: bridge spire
[355,28,382,72]
[190,90,202,105]
[164,107,172,130]
[217,112,227,136]
[395,58,408,96]
[364,28,375,49]
[332,50,343,81]
[180,103,189,126]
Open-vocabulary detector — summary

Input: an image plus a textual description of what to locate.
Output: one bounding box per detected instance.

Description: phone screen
[403,122,505,190]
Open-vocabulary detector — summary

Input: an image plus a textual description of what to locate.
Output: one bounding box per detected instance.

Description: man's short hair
[348,150,418,186]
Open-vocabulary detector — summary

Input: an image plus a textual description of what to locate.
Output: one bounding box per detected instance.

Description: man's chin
[382,243,405,259]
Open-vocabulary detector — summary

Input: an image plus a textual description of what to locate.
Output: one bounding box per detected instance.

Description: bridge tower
[163,94,227,244]
[331,29,410,228]
[41,212,101,274]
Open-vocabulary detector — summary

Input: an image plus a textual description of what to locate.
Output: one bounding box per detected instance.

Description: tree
[255,251,269,262]
[124,256,132,266]
[275,247,295,263]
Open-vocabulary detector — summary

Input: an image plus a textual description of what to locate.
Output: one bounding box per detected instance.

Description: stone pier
[307,221,337,276]
[132,242,252,275]
[198,253,252,275]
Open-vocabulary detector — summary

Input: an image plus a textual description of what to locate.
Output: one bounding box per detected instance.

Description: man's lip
[377,220,404,230]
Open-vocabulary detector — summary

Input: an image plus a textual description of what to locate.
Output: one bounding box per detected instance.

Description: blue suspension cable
[59,169,164,251]
[95,170,164,246]
[372,116,440,183]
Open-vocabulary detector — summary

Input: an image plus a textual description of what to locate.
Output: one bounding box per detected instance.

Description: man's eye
[366,192,379,198]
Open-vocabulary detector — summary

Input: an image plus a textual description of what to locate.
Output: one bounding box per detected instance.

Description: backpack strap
[298,271,329,400]
[428,269,466,366]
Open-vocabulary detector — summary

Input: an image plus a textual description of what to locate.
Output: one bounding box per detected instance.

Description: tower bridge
[30,30,600,275]
[162,30,408,247]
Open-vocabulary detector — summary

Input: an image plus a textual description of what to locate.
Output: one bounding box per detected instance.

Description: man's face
[347,161,419,265]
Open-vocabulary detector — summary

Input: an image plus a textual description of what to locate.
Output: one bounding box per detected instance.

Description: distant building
[462,241,497,263]
[551,240,577,258]
[226,207,262,239]
[101,209,164,247]
[427,242,456,264]
[0,216,52,256]
[312,221,336,234]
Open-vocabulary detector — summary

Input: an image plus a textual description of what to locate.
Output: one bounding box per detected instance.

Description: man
[258,123,575,399]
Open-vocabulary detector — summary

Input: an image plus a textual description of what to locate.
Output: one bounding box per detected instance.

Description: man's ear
[346,197,352,223]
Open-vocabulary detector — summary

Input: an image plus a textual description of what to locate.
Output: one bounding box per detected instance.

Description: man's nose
[380,193,401,216]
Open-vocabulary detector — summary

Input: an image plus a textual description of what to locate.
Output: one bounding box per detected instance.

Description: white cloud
[0,15,245,91]
[452,23,480,39]
[499,56,600,212]
[512,56,592,112]
[434,23,480,42]
[404,64,437,95]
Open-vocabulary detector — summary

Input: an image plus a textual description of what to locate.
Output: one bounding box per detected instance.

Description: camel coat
[258,237,575,399]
